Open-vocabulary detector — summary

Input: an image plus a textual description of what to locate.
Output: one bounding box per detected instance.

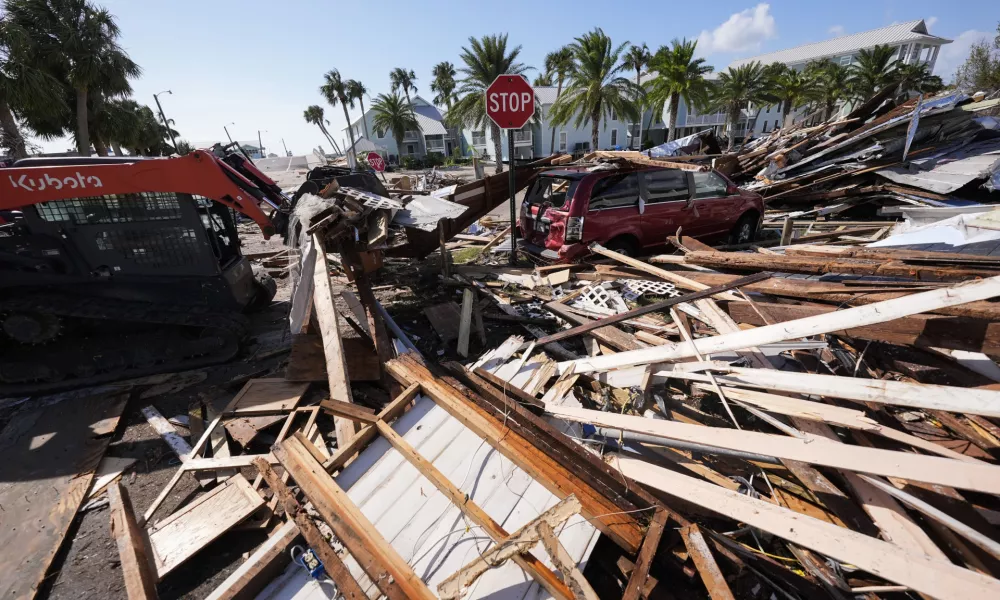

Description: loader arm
[1,151,278,238]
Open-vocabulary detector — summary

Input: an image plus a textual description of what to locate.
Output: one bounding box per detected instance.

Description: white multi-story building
[342,19,952,163]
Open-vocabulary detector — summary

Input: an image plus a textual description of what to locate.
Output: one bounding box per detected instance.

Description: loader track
[0,294,249,396]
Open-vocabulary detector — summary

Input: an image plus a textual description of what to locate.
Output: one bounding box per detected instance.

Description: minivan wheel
[730,214,757,245]
[604,237,638,257]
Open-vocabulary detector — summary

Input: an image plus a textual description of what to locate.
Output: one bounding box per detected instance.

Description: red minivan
[518,166,763,262]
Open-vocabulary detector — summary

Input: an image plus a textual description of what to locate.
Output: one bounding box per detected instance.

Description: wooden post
[680,523,736,600]
[621,508,668,600]
[457,288,474,357]
[439,219,451,277]
[780,217,794,246]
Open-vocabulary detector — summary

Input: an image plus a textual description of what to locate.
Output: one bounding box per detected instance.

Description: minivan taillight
[565,216,584,242]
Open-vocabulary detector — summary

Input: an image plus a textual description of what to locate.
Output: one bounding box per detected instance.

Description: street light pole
[281,138,289,156]
[153,90,179,154]
[224,122,235,144]
[257,130,266,158]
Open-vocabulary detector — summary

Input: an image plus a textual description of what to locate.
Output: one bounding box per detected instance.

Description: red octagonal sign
[485,74,534,130]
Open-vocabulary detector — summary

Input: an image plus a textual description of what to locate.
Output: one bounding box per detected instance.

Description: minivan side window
[588,174,640,211]
[526,177,578,210]
[692,171,730,199]
[642,169,689,204]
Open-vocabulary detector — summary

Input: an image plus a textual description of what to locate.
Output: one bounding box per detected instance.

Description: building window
[775,101,782,114]
[610,129,619,147]
[471,130,486,146]
[838,55,851,66]
[406,144,416,155]
[376,129,385,139]
[774,120,779,130]
[559,131,567,152]
[610,109,616,121]
[762,121,769,133]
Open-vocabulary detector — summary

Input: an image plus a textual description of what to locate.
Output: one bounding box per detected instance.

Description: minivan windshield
[524,177,579,211]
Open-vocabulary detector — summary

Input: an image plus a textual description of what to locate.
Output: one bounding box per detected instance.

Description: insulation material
[393,195,468,232]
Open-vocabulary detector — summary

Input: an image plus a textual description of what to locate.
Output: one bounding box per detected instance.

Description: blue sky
[33,0,996,155]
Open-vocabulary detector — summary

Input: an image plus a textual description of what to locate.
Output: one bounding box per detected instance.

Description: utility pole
[281,138,289,156]
[257,130,265,158]
[153,90,179,154]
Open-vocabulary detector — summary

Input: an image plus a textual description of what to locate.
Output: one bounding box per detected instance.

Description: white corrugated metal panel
[729,20,950,69]
[414,111,448,136]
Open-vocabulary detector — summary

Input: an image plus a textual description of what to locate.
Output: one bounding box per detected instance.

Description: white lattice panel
[618,279,682,301]
[569,283,629,315]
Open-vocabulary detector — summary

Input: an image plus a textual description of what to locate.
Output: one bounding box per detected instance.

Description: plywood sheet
[0,392,129,599]
[285,334,381,382]
[148,473,265,578]
[230,379,308,415]
[423,302,463,342]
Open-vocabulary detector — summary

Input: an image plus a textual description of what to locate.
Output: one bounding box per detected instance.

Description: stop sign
[485,75,535,129]
[366,151,385,172]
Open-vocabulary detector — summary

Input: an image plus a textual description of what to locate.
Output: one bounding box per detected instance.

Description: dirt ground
[28,198,526,599]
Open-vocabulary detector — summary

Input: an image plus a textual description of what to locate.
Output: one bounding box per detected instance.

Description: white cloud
[828,25,846,37]
[926,16,938,29]
[697,3,777,55]
[935,29,990,81]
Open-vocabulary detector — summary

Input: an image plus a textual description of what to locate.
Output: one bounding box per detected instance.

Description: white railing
[513,130,532,145]
[472,133,487,146]
[403,131,420,141]
[425,139,445,151]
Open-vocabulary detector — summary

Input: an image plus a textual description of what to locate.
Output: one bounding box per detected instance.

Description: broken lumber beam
[548,404,1000,495]
[108,482,158,600]
[672,270,1000,320]
[589,243,742,299]
[204,520,299,600]
[389,354,648,552]
[614,455,1000,600]
[312,235,357,447]
[622,507,669,600]
[253,459,369,600]
[275,435,432,600]
[437,495,582,599]
[557,276,1000,375]
[544,302,642,351]
[535,272,770,347]
[683,250,1000,282]
[679,523,735,600]
[538,521,599,600]
[723,300,1000,355]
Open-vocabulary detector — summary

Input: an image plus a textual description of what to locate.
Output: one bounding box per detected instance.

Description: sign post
[485,75,534,266]
[366,151,387,183]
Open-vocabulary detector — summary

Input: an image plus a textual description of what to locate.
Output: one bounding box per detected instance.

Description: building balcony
[403,131,420,142]
[513,130,532,146]
[425,139,445,152]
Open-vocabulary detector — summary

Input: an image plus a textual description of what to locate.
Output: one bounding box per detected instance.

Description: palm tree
[647,38,713,143]
[771,68,819,128]
[848,45,900,102]
[347,79,370,140]
[550,28,639,153]
[303,105,341,154]
[448,34,530,174]
[10,0,140,155]
[706,61,771,150]
[390,67,418,105]
[430,61,457,108]
[371,92,419,163]
[320,69,358,159]
[533,73,552,86]
[804,59,851,121]
[0,13,65,158]
[544,46,575,154]
[623,42,650,148]
[893,62,944,98]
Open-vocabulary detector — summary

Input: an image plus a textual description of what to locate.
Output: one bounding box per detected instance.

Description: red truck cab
[518,166,763,262]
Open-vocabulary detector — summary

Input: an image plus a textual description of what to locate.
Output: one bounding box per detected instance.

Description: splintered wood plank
[424,301,463,342]
[285,334,381,382]
[0,392,129,599]
[312,235,356,446]
[229,379,308,415]
[204,519,298,600]
[622,508,668,600]
[147,474,264,579]
[107,482,158,600]
[616,455,1000,600]
[680,523,735,600]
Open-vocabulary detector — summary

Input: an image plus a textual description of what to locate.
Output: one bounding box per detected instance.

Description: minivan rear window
[524,177,579,210]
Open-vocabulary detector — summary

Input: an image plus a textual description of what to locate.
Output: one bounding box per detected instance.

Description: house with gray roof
[342,95,457,162]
